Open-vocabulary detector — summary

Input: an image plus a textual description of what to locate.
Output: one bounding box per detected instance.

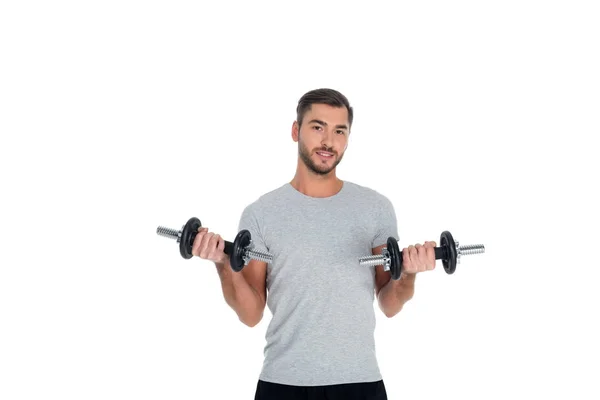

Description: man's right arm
[214,257,267,327]
[191,226,267,328]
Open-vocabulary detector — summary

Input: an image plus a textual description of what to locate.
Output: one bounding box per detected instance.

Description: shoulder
[343,180,394,208]
[241,182,289,214]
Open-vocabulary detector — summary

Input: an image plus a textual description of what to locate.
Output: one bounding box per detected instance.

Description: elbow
[384,307,402,318]
[379,301,400,318]
[377,281,415,319]
[381,297,413,318]
[243,319,260,328]
[239,312,263,328]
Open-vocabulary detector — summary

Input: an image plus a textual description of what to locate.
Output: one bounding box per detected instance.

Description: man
[192,88,437,399]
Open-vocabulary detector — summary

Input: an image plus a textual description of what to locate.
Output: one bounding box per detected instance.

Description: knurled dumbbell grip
[434,246,448,260]
[224,241,234,255]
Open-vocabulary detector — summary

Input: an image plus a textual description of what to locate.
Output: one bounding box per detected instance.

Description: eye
[312,125,323,131]
[337,130,345,135]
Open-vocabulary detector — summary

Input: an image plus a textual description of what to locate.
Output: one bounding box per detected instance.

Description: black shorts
[254,379,387,400]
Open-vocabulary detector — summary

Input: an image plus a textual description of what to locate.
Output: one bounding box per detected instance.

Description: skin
[191,103,437,325]
[289,103,349,198]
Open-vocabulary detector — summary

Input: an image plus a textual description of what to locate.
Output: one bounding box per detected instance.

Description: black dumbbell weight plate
[387,236,403,280]
[180,217,202,259]
[230,229,251,272]
[440,231,457,274]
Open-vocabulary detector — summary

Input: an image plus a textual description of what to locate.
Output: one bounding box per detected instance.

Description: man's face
[294,103,350,176]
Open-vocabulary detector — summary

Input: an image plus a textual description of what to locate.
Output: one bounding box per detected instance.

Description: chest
[260,205,377,285]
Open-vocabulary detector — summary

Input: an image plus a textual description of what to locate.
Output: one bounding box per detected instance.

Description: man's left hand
[401,241,437,274]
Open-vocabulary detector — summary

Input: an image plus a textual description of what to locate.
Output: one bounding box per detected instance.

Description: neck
[290,167,343,198]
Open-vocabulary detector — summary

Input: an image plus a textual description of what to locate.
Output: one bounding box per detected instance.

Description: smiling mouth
[316,151,334,158]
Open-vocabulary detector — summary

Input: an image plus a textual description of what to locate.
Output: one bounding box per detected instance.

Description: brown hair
[296,88,353,129]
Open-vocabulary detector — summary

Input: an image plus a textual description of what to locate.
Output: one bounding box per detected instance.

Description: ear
[292,121,299,142]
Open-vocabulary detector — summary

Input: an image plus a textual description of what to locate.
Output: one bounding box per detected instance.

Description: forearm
[215,260,263,326]
[378,273,416,318]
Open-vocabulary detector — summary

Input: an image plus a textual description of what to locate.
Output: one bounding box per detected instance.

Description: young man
[192,88,437,400]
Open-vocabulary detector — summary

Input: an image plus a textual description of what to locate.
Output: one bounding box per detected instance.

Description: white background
[1,1,599,399]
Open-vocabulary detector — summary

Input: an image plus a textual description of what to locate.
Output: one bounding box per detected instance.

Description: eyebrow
[307,119,349,130]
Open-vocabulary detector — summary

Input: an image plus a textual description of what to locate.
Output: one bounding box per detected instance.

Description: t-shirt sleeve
[371,195,399,249]
[238,203,269,253]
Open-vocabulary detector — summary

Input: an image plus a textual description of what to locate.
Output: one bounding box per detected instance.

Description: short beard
[298,137,343,176]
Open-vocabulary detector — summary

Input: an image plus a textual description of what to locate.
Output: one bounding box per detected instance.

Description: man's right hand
[191,227,229,264]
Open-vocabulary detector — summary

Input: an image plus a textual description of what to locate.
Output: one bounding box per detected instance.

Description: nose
[320,129,333,149]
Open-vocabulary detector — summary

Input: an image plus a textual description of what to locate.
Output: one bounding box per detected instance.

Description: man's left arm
[375,241,436,318]
[370,195,436,318]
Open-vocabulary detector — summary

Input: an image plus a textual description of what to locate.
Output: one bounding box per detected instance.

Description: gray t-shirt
[237,180,399,386]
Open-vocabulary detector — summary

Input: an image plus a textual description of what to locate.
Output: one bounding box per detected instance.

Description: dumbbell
[156,217,273,272]
[358,231,484,280]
